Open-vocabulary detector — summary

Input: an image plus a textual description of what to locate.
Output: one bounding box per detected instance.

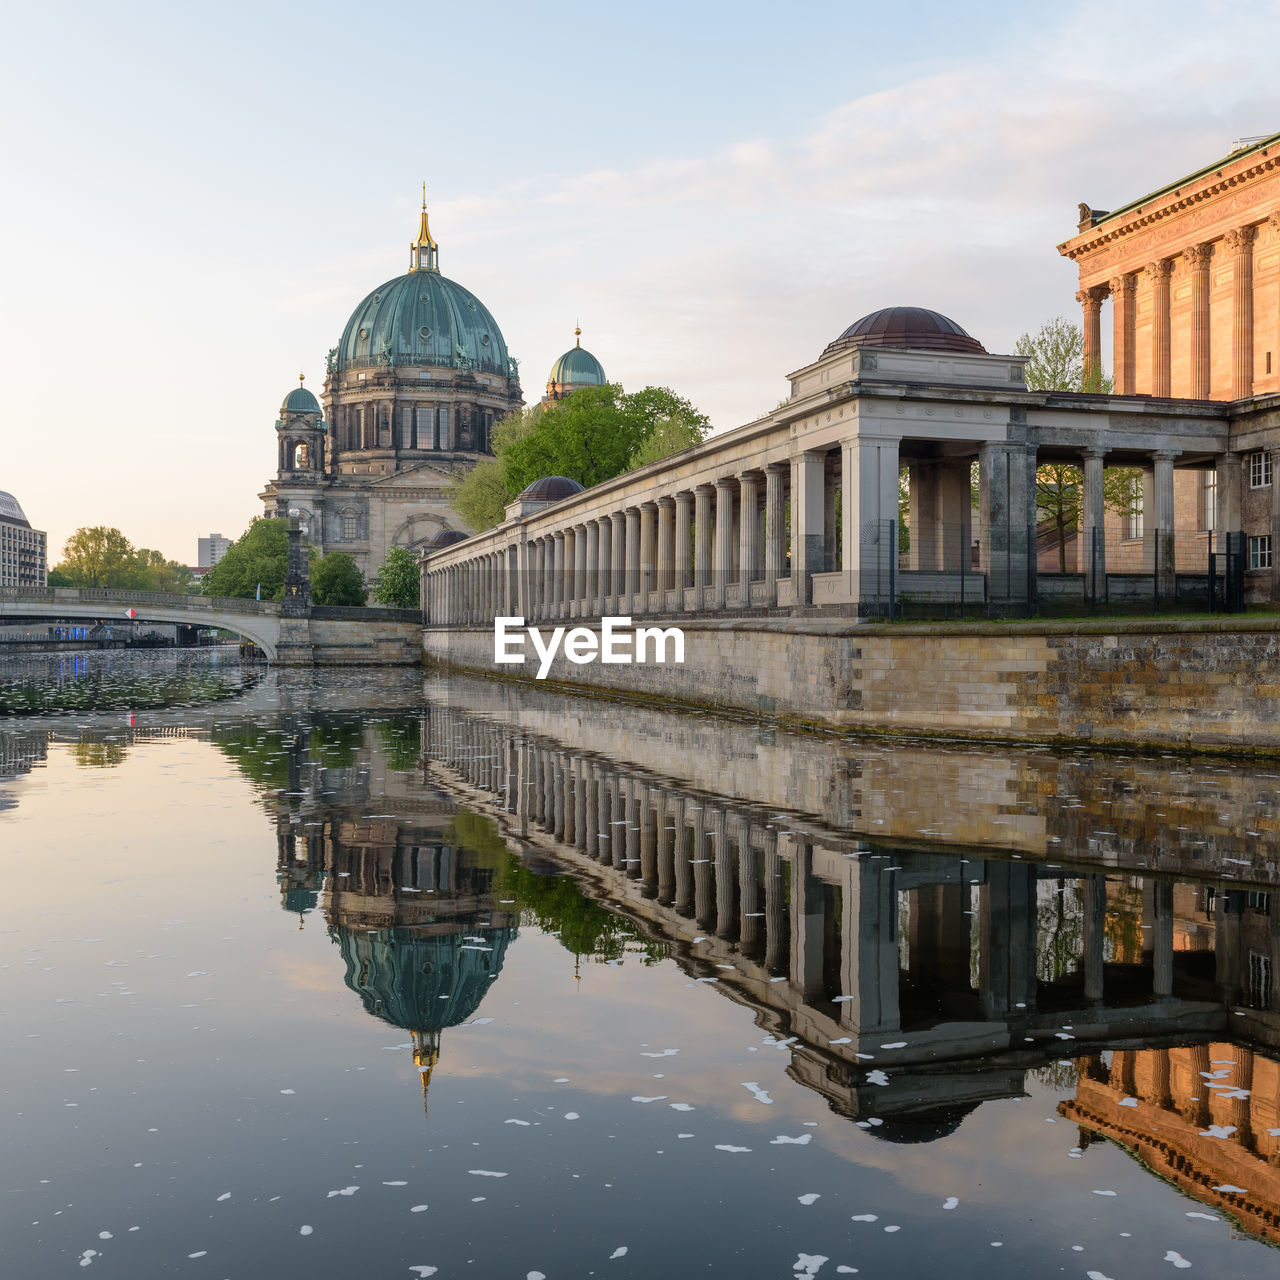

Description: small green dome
[283,384,322,414]
[548,343,606,389]
[336,271,513,378]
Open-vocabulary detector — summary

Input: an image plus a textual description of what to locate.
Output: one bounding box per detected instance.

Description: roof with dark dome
[520,476,585,501]
[548,336,607,390]
[823,307,986,358]
[282,383,322,414]
[336,270,513,378]
[334,924,515,1033]
[427,528,469,549]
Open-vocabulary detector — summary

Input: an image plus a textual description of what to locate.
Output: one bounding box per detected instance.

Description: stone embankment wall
[422,617,1280,752]
[278,616,422,666]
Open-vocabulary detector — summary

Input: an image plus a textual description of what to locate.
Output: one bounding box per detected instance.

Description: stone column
[552,532,566,619]
[657,801,675,903]
[1110,273,1136,395]
[1184,242,1212,399]
[764,463,786,588]
[1226,225,1257,399]
[842,434,902,611]
[1082,873,1107,1002]
[674,491,693,597]
[543,538,556,620]
[565,530,579,619]
[763,827,786,976]
[1077,285,1106,386]
[739,472,761,598]
[790,451,826,606]
[1146,258,1173,397]
[1151,879,1174,998]
[692,820,714,928]
[639,501,657,605]
[624,507,641,604]
[609,512,626,611]
[713,479,734,608]
[585,520,600,615]
[977,439,1032,606]
[694,484,714,604]
[840,856,900,1033]
[789,841,824,1001]
[656,497,675,600]
[1152,450,1178,596]
[1081,448,1106,597]
[1217,453,1242,533]
[598,515,612,607]
[573,525,587,617]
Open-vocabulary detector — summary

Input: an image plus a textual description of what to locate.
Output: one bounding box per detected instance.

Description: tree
[202,518,288,600]
[1016,318,1138,569]
[452,384,711,533]
[371,546,420,608]
[626,413,708,470]
[1015,316,1112,394]
[53,527,194,592]
[55,526,138,586]
[311,551,367,606]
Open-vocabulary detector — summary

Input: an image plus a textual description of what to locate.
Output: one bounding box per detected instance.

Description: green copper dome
[283,384,322,414]
[334,924,515,1033]
[336,271,513,378]
[548,335,606,389]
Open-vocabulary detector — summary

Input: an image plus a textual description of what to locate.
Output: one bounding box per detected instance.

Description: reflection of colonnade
[422,704,1280,1069]
[1062,1043,1280,1244]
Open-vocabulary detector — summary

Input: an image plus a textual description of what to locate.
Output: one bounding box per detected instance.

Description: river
[2,651,1277,1278]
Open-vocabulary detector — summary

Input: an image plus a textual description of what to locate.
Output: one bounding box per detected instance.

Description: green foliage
[1037,464,1083,573]
[626,411,710,470]
[371,546,420,608]
[1015,317,1113,394]
[311,552,367,606]
[445,808,666,966]
[53,526,194,592]
[202,518,289,600]
[376,716,422,771]
[452,385,711,532]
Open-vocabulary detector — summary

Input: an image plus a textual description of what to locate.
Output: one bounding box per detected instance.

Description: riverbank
[423,615,1280,754]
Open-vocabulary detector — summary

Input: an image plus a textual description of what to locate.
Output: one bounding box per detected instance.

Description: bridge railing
[0,587,278,615]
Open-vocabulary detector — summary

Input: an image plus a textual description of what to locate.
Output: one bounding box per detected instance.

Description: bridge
[0,587,422,665]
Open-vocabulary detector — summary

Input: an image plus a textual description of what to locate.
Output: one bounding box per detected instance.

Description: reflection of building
[0,490,47,587]
[1062,1044,1280,1244]
[260,198,524,580]
[421,695,1280,1155]
[269,713,516,1116]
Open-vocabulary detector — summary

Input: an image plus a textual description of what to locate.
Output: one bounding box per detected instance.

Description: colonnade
[1078,218,1269,400]
[420,706,1247,1046]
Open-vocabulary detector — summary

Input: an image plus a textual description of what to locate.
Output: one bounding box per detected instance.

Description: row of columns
[423,708,1221,1039]
[1079,217,1269,399]
[424,464,792,625]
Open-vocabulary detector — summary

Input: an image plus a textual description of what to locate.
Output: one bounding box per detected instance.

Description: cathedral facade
[260,199,525,579]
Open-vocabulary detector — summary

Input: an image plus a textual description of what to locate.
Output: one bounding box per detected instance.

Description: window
[1249,951,1272,1009]
[1247,890,1272,913]
[1249,534,1272,570]
[1250,451,1272,488]
[342,514,358,540]
[1200,471,1217,531]
[1123,476,1143,541]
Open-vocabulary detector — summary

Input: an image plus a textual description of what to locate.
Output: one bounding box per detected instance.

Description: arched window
[293,441,309,469]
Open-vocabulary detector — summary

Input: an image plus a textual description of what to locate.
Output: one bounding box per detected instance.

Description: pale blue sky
[1,0,1275,561]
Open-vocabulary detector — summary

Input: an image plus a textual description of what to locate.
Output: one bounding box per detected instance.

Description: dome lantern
[409,182,439,273]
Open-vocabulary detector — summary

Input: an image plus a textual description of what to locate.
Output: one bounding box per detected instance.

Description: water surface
[3,662,1278,1278]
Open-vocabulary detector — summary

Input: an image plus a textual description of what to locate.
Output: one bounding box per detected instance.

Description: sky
[2,0,1278,564]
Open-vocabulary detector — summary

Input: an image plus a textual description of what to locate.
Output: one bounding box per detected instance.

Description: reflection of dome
[864,1102,976,1144]
[335,925,515,1033]
[282,886,319,914]
[519,476,585,502]
[823,307,986,358]
[427,528,469,549]
[336,271,511,377]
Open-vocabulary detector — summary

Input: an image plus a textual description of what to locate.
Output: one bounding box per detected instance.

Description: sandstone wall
[422,618,1280,751]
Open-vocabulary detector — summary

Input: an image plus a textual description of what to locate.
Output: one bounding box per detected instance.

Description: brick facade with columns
[1061,131,1280,596]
